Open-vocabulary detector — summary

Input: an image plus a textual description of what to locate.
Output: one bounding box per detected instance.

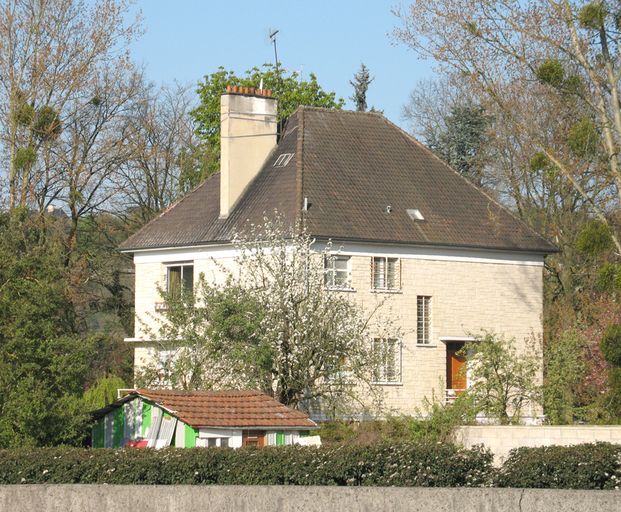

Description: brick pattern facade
[131,248,543,416]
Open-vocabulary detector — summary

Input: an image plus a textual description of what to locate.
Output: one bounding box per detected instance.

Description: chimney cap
[224,84,273,98]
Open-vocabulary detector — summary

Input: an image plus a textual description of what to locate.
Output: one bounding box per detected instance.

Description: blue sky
[128,1,435,128]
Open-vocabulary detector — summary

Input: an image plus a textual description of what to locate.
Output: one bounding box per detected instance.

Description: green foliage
[600,325,621,419]
[536,59,565,88]
[597,262,621,291]
[191,64,344,173]
[576,220,613,256]
[0,443,493,487]
[12,102,35,126]
[603,367,621,419]
[316,421,357,444]
[601,324,621,366]
[33,105,62,140]
[350,63,374,112]
[529,151,550,172]
[568,117,600,158]
[427,102,489,185]
[578,3,608,30]
[13,146,37,171]
[0,211,127,447]
[410,394,477,443]
[82,376,127,411]
[462,332,541,424]
[496,443,621,489]
[543,330,589,424]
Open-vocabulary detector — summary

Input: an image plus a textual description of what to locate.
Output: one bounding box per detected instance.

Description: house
[119,86,555,418]
[91,388,318,448]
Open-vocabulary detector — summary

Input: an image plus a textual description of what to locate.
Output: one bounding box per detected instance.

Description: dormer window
[407,209,424,221]
[273,153,294,167]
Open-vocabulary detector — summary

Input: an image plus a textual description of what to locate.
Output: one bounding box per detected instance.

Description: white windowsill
[325,287,356,293]
[369,288,402,294]
[372,381,403,386]
[416,343,437,348]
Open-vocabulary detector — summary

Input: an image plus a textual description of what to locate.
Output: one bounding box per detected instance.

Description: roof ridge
[378,115,557,252]
[296,105,384,117]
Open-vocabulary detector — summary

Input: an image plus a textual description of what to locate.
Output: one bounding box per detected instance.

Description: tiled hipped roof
[120,107,556,254]
[135,389,316,429]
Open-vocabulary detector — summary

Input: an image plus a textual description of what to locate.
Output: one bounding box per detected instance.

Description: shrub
[0,443,493,487]
[495,443,621,489]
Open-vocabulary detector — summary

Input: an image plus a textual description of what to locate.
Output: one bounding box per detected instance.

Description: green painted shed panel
[276,431,285,446]
[112,407,124,447]
[142,402,152,436]
[92,419,105,448]
[184,423,197,448]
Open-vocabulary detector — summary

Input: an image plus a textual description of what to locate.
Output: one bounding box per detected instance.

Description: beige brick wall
[456,426,621,463]
[130,247,543,416]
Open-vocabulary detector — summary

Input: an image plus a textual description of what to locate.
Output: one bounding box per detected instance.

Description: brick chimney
[219,85,277,218]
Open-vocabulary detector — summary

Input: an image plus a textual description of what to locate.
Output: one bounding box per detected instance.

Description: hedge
[0,443,491,487]
[1,442,620,489]
[495,443,621,490]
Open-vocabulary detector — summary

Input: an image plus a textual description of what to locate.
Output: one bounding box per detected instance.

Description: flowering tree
[462,332,541,424]
[137,215,396,416]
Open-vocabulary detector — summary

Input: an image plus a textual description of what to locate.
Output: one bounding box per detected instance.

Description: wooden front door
[446,342,467,391]
[242,430,266,447]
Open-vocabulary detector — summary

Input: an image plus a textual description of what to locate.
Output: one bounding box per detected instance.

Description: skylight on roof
[273,153,294,167]
[407,209,424,221]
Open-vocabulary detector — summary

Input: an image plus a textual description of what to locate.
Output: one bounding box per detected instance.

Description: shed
[91,389,318,449]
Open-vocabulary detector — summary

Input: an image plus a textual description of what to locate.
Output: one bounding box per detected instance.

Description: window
[273,153,294,167]
[417,296,432,345]
[207,437,217,448]
[166,263,194,299]
[372,257,399,290]
[373,338,401,383]
[220,437,229,448]
[324,255,351,289]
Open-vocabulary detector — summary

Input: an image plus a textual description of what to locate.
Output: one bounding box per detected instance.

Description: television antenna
[269,29,280,75]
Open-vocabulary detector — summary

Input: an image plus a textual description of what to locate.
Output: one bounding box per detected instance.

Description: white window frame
[324,255,352,290]
[164,261,194,297]
[371,256,400,291]
[372,338,402,384]
[416,296,432,345]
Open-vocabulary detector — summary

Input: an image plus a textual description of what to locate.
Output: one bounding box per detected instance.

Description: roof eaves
[311,234,558,255]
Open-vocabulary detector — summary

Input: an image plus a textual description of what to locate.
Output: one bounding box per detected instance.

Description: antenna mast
[269,29,279,75]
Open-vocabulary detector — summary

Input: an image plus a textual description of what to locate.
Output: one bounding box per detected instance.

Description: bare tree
[0,0,140,211]
[394,0,621,253]
[113,83,207,225]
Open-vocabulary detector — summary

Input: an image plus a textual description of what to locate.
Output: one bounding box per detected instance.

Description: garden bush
[495,443,621,489]
[0,443,492,487]
[2,442,621,488]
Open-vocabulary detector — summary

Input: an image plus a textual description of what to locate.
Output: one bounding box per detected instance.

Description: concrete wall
[456,425,621,462]
[131,242,544,416]
[2,485,619,512]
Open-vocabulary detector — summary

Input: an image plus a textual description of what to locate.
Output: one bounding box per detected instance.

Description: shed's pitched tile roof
[133,388,316,429]
[120,107,555,253]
